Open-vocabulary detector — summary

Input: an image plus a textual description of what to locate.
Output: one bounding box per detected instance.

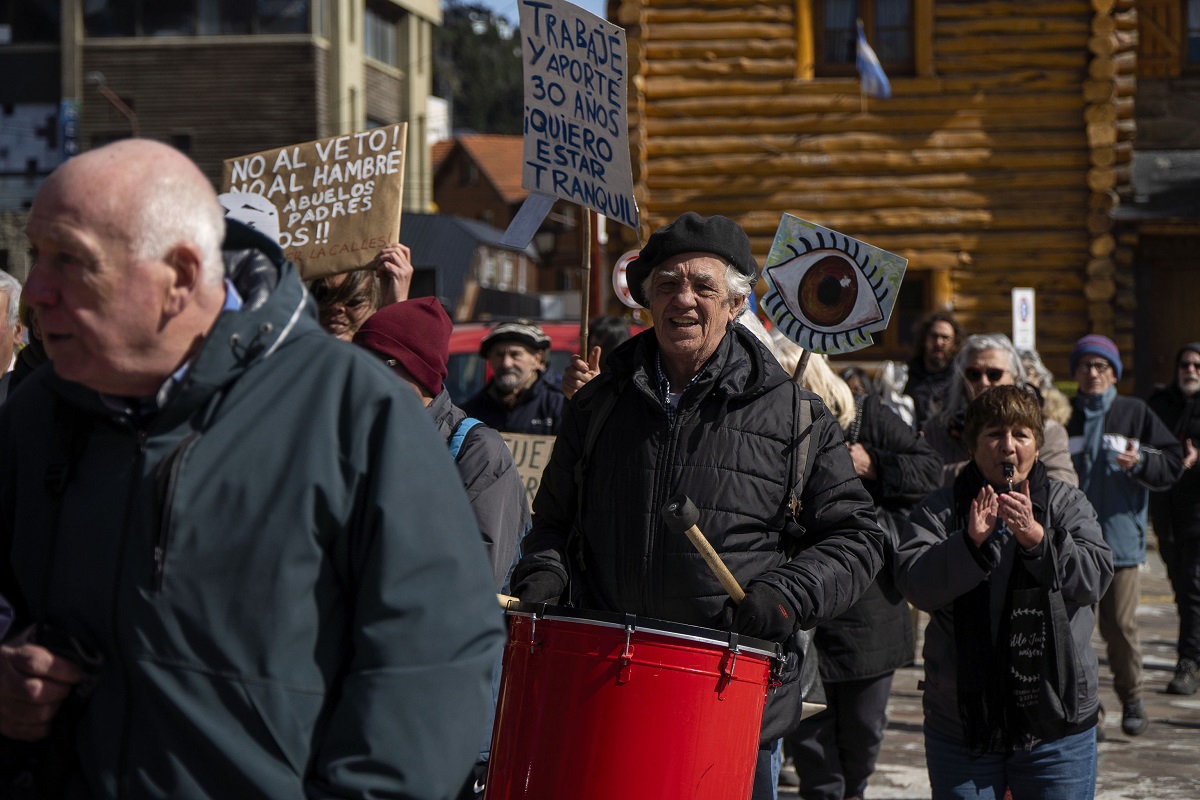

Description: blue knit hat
[1069,334,1122,380]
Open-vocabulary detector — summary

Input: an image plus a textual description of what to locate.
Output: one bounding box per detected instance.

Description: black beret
[627,212,758,307]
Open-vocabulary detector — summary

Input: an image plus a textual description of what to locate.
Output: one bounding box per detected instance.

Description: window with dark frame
[82,0,310,38]
[1,0,60,42]
[1189,0,1200,63]
[365,3,399,67]
[815,0,914,77]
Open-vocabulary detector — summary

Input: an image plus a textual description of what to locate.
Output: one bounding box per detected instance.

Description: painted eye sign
[761,214,907,355]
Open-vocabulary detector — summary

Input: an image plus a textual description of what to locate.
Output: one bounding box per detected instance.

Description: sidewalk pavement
[782,544,1200,799]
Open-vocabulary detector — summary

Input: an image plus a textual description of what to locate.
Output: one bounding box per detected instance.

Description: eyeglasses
[963,367,1005,383]
[1079,361,1111,374]
[1179,360,1200,372]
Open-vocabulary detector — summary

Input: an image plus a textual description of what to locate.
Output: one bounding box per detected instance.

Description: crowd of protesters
[0,148,1194,800]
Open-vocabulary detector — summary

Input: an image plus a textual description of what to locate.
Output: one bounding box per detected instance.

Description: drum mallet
[661,494,827,720]
[662,493,746,604]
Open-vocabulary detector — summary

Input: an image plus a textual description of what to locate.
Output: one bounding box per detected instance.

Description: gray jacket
[429,389,529,590]
[894,478,1113,742]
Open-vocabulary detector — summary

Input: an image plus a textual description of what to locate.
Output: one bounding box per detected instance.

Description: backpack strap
[449,417,483,461]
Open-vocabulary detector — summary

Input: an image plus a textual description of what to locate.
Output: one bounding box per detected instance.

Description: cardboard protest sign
[221,123,407,279]
[761,214,907,354]
[502,433,556,507]
[517,0,637,231]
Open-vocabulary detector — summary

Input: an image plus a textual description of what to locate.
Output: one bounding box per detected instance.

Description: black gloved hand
[511,568,567,604]
[729,582,799,642]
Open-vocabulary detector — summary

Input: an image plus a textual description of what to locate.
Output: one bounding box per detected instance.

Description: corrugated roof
[455,134,528,205]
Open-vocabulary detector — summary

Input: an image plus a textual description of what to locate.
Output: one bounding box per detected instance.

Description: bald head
[42,140,225,286]
[24,139,229,396]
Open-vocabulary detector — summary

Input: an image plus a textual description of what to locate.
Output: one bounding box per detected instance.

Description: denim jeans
[750,738,783,800]
[923,725,1096,800]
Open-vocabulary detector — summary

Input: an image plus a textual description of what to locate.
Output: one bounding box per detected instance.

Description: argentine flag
[856,20,891,100]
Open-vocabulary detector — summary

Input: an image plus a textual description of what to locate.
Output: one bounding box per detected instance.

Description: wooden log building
[607,0,1139,376]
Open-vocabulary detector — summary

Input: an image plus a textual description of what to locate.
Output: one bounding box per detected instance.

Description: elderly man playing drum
[510,212,885,799]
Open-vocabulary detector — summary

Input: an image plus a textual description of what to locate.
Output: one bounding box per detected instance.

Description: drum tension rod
[530,606,547,654]
[619,614,636,684]
[718,634,740,699]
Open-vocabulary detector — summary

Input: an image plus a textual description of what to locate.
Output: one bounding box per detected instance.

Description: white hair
[640,260,754,312]
[0,271,19,331]
[737,309,773,349]
[767,329,856,431]
[724,262,755,306]
[945,333,1027,415]
[0,271,20,329]
[134,173,226,287]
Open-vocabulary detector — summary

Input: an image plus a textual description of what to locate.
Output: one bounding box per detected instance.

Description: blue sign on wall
[60,98,79,160]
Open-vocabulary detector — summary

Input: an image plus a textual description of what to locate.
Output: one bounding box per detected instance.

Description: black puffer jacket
[1148,381,1200,541]
[462,369,564,435]
[513,325,884,632]
[815,394,942,681]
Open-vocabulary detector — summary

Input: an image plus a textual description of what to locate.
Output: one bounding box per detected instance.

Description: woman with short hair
[895,385,1113,799]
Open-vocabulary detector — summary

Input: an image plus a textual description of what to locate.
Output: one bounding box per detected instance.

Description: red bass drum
[486,603,780,800]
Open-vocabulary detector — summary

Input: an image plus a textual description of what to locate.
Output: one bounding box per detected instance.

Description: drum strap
[786,384,815,526]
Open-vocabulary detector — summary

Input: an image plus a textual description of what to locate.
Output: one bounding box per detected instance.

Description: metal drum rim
[502,601,781,660]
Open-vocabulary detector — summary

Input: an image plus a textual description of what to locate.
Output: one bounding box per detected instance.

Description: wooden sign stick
[792,349,812,385]
[579,208,593,357]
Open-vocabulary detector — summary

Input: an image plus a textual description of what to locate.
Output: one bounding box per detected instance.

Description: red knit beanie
[353,297,451,396]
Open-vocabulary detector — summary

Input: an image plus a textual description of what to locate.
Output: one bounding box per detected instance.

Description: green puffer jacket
[0,223,504,799]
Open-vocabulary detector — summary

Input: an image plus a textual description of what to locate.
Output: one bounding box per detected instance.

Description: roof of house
[399,211,537,309]
[430,138,455,173]
[436,134,528,205]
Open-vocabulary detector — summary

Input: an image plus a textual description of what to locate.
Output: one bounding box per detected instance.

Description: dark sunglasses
[963,367,1005,383]
[1180,360,1200,371]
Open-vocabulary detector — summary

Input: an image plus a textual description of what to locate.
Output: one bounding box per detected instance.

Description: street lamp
[533,229,558,262]
[85,71,141,138]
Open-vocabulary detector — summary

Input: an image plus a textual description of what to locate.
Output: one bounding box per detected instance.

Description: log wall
[614,0,1133,373]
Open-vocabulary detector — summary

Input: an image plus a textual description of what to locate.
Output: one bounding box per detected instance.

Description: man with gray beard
[463,320,564,434]
[1149,342,1200,695]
